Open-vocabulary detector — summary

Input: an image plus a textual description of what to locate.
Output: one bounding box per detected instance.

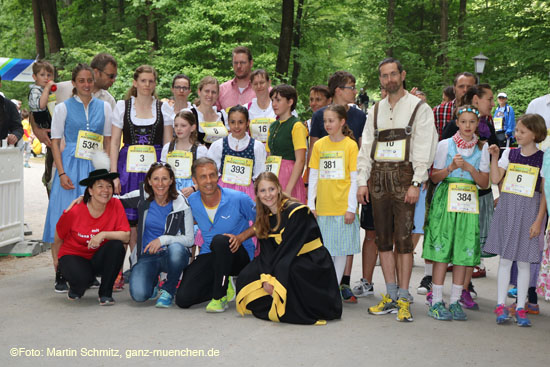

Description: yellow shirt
[309,136,358,215]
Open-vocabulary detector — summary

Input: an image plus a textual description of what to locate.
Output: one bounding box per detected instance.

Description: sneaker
[428,301,452,321]
[425,291,432,306]
[515,308,531,327]
[89,278,100,289]
[468,282,477,299]
[396,298,413,322]
[98,296,115,306]
[368,294,397,315]
[340,284,358,304]
[417,275,432,295]
[24,163,31,168]
[526,302,540,315]
[67,290,80,301]
[352,278,374,297]
[113,271,124,292]
[206,297,228,313]
[459,289,479,310]
[226,276,236,302]
[507,287,518,298]
[155,289,173,308]
[149,285,159,300]
[55,280,69,293]
[472,265,486,278]
[449,301,467,321]
[494,304,511,324]
[122,269,132,284]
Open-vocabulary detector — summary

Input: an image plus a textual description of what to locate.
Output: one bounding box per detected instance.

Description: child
[267,84,308,203]
[161,110,207,195]
[484,113,547,327]
[307,104,360,297]
[28,60,56,130]
[423,105,490,321]
[207,105,266,199]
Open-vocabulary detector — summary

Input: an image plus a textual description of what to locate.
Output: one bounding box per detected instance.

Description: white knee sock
[332,256,346,285]
[432,284,444,304]
[497,258,513,305]
[516,261,530,309]
[450,283,463,304]
[425,263,433,276]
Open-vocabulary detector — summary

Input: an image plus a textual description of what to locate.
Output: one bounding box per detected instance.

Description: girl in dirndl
[485,114,547,327]
[307,104,360,289]
[423,105,490,322]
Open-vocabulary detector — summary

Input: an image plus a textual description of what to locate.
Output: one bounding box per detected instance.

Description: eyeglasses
[340,86,356,91]
[100,70,117,80]
[173,86,190,91]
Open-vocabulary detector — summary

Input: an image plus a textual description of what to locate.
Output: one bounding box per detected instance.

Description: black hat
[79,169,119,186]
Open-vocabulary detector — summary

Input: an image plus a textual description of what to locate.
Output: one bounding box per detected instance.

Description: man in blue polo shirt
[175,157,256,312]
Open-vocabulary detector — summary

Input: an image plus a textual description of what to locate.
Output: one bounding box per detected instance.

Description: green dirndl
[422,177,481,266]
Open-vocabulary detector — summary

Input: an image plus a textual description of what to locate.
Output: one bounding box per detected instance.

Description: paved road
[1,157,548,366]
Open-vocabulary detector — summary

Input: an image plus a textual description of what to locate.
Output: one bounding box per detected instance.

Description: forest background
[0,0,549,118]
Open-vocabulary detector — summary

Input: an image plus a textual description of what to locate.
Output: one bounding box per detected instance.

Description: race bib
[265,155,282,176]
[447,183,479,214]
[319,151,345,180]
[127,145,156,173]
[250,118,274,142]
[501,163,539,197]
[47,94,56,118]
[222,155,253,186]
[493,117,503,131]
[75,130,103,160]
[374,140,406,161]
[167,150,192,179]
[200,122,228,144]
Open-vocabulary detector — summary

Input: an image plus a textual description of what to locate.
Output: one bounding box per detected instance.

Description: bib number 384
[447,183,479,214]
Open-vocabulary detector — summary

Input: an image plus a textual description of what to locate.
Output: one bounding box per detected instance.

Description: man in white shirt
[526,93,550,150]
[357,58,438,322]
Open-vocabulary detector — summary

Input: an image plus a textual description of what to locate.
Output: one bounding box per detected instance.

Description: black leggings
[58,240,126,298]
[176,235,250,308]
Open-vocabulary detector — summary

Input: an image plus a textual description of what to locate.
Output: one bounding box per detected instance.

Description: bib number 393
[222,155,253,186]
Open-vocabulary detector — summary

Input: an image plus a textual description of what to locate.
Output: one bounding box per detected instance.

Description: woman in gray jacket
[120,162,194,307]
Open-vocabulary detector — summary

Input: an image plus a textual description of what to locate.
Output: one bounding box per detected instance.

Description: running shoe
[526,302,540,315]
[417,275,432,295]
[54,270,68,293]
[341,284,358,303]
[113,270,124,292]
[67,290,80,301]
[98,296,115,306]
[368,294,397,315]
[89,278,100,289]
[155,289,173,308]
[468,282,477,299]
[514,308,531,327]
[459,289,479,310]
[494,304,511,324]
[425,291,432,306]
[428,301,452,321]
[449,301,467,321]
[507,287,517,298]
[206,297,228,313]
[226,276,236,302]
[472,265,486,278]
[396,298,413,322]
[149,285,159,300]
[352,278,374,297]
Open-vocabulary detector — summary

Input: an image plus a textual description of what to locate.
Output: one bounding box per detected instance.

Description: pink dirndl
[278,159,306,204]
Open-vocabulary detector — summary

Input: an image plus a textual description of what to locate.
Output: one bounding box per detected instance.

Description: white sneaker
[352,278,374,297]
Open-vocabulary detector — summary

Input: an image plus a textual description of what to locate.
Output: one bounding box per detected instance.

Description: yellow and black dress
[236,201,342,325]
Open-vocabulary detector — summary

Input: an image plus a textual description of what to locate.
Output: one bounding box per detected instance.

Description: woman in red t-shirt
[53,169,130,305]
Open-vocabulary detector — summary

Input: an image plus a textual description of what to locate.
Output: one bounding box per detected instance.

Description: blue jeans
[129,243,190,301]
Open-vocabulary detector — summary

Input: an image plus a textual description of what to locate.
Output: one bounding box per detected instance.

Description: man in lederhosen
[357,58,438,322]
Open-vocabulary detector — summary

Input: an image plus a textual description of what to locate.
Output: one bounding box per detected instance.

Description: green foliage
[498,76,549,115]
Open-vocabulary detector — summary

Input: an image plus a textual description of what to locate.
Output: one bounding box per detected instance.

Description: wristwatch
[412,181,421,188]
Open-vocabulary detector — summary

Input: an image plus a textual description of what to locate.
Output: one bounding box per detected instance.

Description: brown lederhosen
[368,100,423,254]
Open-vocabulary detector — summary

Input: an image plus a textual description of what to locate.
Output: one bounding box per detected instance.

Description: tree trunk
[439,0,449,73]
[146,3,159,51]
[38,0,64,54]
[386,0,396,57]
[118,0,125,19]
[290,0,304,87]
[102,0,108,25]
[31,0,45,59]
[458,0,467,41]
[276,0,294,77]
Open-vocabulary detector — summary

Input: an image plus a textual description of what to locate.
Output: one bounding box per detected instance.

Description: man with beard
[357,58,437,322]
[217,46,255,110]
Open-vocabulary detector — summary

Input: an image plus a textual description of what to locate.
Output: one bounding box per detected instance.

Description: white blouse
[112,96,174,129]
[207,133,267,179]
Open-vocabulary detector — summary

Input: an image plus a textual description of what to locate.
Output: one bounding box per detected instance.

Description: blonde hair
[125,65,158,100]
[254,172,300,239]
[194,76,219,106]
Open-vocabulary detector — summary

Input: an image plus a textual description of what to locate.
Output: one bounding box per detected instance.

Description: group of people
[5,44,550,326]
